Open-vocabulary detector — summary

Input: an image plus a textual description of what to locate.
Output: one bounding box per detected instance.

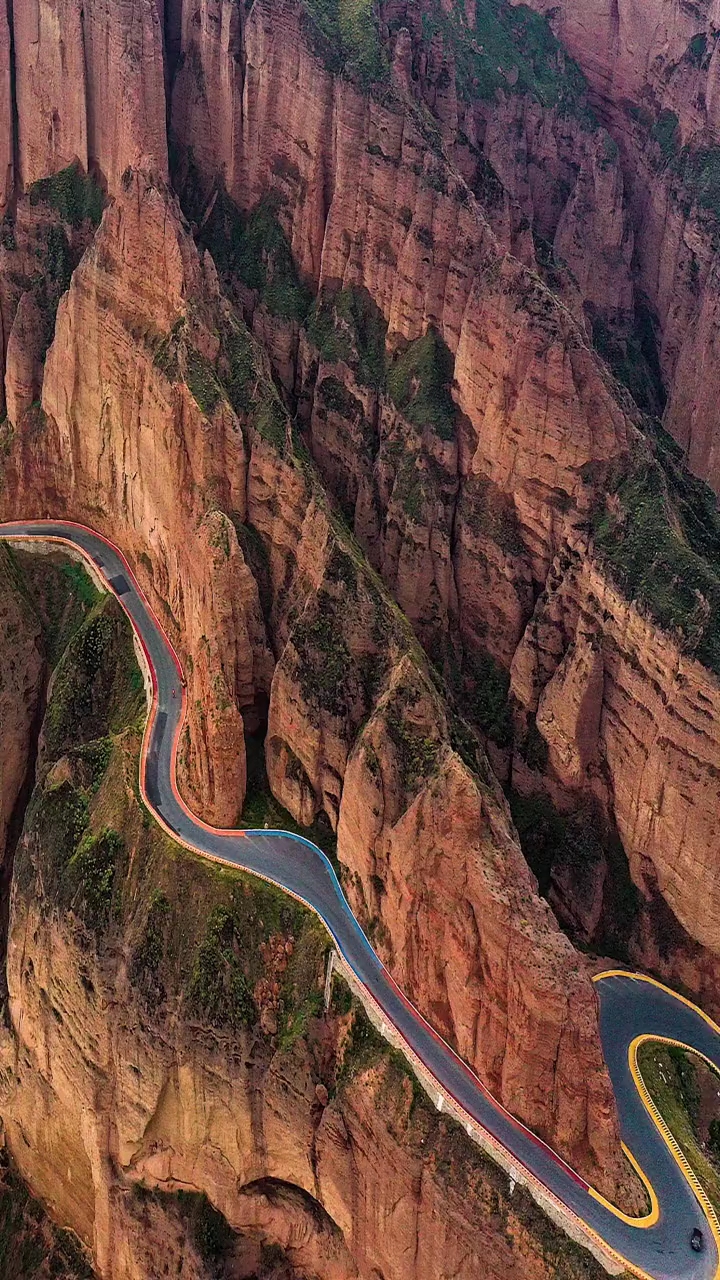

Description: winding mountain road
[2,519,720,1280]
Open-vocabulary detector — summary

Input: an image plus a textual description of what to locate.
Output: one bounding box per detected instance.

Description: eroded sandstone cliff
[0,554,619,1280]
[1,0,720,1271]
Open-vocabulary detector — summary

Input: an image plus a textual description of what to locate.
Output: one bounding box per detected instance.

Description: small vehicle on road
[691,1228,704,1253]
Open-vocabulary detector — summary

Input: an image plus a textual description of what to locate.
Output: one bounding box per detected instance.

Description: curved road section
[2,520,719,1280]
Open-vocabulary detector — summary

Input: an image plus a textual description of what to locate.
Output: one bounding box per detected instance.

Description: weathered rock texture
[12,0,168,192]
[517,0,720,492]
[0,571,620,1279]
[1,0,720,1270]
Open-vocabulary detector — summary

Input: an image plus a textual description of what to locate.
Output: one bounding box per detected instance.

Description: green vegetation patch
[183,871,328,1042]
[188,903,257,1029]
[591,425,720,677]
[21,770,127,930]
[186,347,222,417]
[337,999,391,1084]
[418,0,594,118]
[43,596,146,757]
[674,144,720,223]
[3,548,101,666]
[291,594,353,717]
[217,313,257,416]
[638,1042,720,1215]
[171,1191,237,1270]
[387,328,458,442]
[307,285,388,388]
[199,190,311,323]
[9,554,143,936]
[651,109,680,162]
[462,649,514,749]
[301,0,387,87]
[29,162,105,229]
[129,889,171,1005]
[651,119,720,229]
[63,827,125,928]
[384,678,441,796]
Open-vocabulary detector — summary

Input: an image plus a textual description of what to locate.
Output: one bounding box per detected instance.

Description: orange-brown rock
[335,661,630,1191]
[510,550,720,1010]
[0,161,636,1196]
[12,0,169,193]
[1,0,717,1257]
[0,720,623,1280]
[0,2,12,216]
[536,634,604,791]
[514,0,720,138]
[515,0,720,494]
[2,171,272,824]
[4,290,46,427]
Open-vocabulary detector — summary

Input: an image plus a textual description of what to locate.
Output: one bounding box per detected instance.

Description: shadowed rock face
[0,0,719,1270]
[0,559,622,1280]
[516,0,720,492]
[0,168,634,1203]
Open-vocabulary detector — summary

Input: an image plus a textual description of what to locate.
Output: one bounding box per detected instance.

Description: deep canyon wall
[0,0,720,1274]
[0,554,617,1280]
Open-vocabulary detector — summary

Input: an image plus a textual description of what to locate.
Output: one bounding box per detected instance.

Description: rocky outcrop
[336,670,625,1184]
[513,0,720,139]
[3,171,270,825]
[0,159,636,1198]
[12,0,168,193]
[0,579,620,1279]
[2,0,720,1266]
[515,0,720,493]
[509,551,720,1012]
[0,882,615,1280]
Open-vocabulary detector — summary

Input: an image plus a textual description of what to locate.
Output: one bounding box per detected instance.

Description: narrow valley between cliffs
[3,0,720,1277]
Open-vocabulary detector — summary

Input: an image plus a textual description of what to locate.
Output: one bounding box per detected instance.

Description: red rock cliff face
[515,0,720,492]
[0,715,617,1280]
[2,0,720,1246]
[509,551,720,1015]
[3,172,271,825]
[513,0,720,128]
[0,162,635,1198]
[11,0,168,192]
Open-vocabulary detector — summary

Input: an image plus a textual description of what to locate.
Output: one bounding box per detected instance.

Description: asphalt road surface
[2,519,719,1280]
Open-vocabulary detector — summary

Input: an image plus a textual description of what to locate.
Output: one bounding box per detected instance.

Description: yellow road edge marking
[588,1143,659,1227]
[594,970,720,1037]
[630,1033,720,1279]
[5,531,714,1280]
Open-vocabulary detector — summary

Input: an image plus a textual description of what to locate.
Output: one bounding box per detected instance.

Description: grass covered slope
[9,551,329,1047]
[299,0,594,116]
[590,421,720,677]
[638,1042,720,1215]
